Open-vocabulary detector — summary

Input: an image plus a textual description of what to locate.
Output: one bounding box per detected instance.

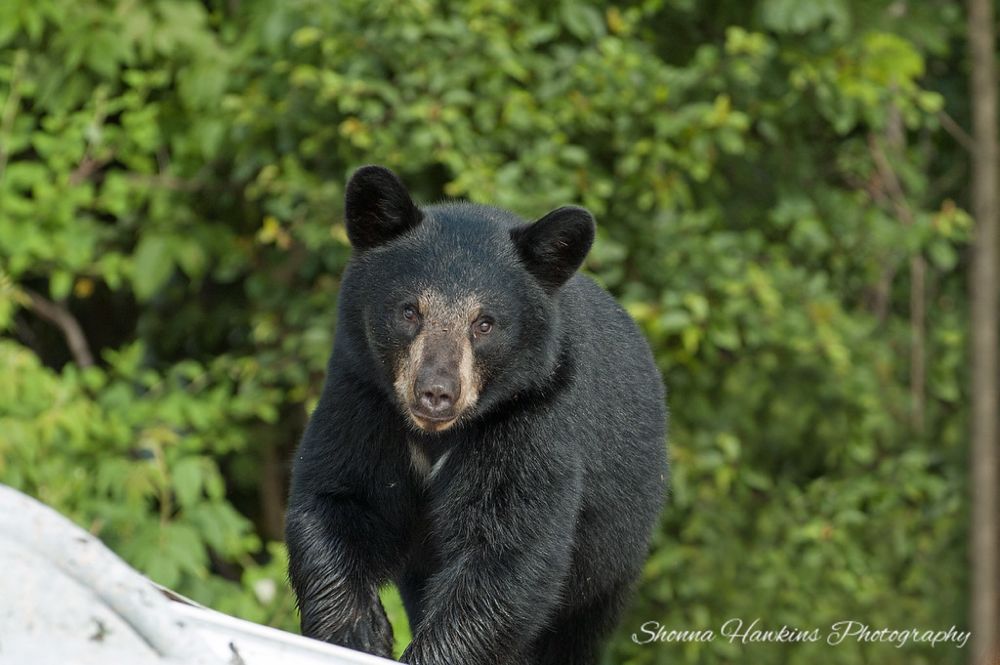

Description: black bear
[285,165,667,665]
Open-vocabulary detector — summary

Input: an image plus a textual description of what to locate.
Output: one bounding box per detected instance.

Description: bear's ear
[344,165,423,251]
[510,206,595,291]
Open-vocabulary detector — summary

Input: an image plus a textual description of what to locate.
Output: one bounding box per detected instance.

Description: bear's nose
[419,382,455,414]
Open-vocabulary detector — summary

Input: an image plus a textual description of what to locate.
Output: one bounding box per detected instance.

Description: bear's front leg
[285,375,417,658]
[285,495,397,657]
[399,443,582,665]
[312,587,393,657]
[301,573,393,656]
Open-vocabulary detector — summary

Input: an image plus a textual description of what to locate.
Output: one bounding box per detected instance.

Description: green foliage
[0,1,973,663]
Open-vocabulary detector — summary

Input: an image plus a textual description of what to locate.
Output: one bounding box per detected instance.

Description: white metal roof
[0,484,395,665]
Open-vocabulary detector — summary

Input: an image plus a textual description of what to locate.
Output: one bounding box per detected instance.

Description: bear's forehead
[393,254,520,306]
[362,211,526,307]
[423,211,517,253]
[381,214,520,276]
[416,289,483,322]
[425,201,526,230]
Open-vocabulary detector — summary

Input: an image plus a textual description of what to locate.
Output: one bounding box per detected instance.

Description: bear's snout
[407,342,467,432]
[415,373,459,417]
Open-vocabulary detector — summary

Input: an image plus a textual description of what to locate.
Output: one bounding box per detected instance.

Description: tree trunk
[260,438,287,542]
[968,0,999,661]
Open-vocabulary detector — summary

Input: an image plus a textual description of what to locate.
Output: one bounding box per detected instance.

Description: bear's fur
[285,166,667,665]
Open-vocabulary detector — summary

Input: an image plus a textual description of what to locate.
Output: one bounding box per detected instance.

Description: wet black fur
[285,166,668,665]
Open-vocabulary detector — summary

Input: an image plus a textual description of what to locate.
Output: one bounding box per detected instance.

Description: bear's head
[339,165,594,434]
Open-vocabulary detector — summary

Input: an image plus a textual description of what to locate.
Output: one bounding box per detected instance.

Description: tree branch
[868,132,926,435]
[938,110,976,153]
[22,287,95,368]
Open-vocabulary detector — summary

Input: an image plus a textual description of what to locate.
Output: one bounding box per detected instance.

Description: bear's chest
[407,437,454,485]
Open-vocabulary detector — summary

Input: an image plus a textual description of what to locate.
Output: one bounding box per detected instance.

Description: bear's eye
[402,304,419,322]
[474,317,494,336]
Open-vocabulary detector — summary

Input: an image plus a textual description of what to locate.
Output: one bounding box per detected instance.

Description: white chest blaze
[408,440,452,483]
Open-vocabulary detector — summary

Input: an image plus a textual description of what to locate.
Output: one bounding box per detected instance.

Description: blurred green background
[0,1,982,663]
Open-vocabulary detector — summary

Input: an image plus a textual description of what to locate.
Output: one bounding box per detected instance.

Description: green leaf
[132,235,174,301]
[172,456,205,509]
[49,271,73,300]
